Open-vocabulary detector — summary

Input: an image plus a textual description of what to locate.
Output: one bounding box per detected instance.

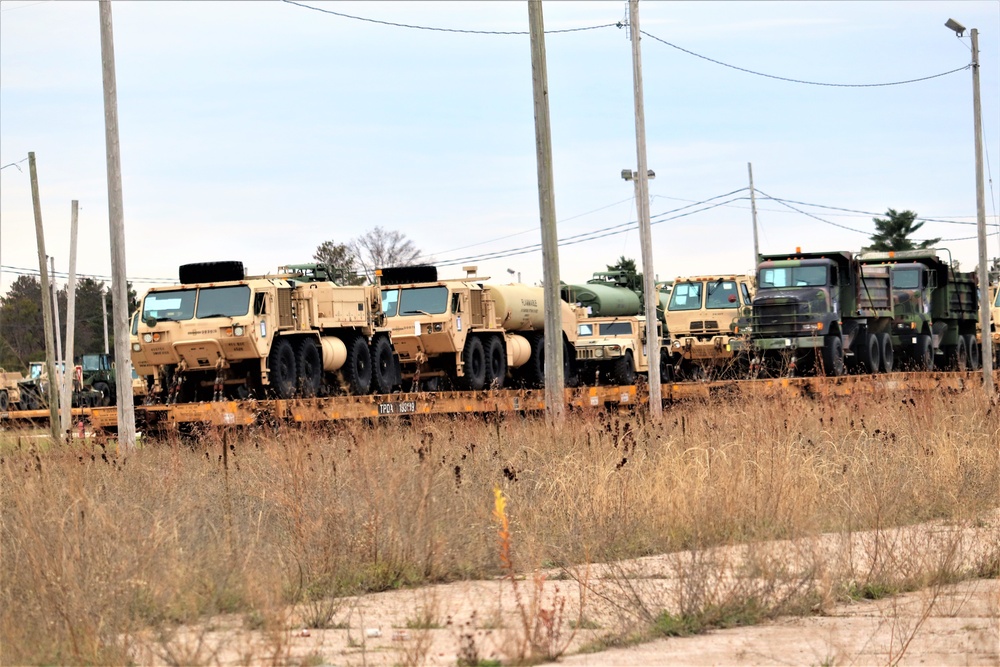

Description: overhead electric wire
[755,189,871,235]
[0,264,175,285]
[761,196,997,227]
[639,29,971,88]
[281,0,618,34]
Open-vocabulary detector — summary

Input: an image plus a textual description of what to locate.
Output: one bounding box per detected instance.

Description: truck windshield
[81,355,102,371]
[995,289,1000,307]
[892,268,920,290]
[143,290,196,322]
[600,322,632,335]
[668,282,703,311]
[706,281,740,309]
[398,286,448,315]
[758,265,828,289]
[381,289,400,317]
[196,285,250,318]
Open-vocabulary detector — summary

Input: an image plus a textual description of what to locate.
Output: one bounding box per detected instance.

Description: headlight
[132,342,142,352]
[234,325,245,336]
[801,323,819,331]
[143,333,153,343]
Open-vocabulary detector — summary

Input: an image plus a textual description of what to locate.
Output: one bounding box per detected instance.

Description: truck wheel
[484,335,507,389]
[296,338,322,397]
[964,335,980,371]
[952,337,968,371]
[343,335,373,394]
[821,334,844,377]
[859,333,880,374]
[0,391,7,412]
[268,338,298,398]
[370,335,395,394]
[458,336,487,391]
[914,334,934,371]
[93,381,112,406]
[516,333,545,388]
[879,334,894,373]
[609,350,636,386]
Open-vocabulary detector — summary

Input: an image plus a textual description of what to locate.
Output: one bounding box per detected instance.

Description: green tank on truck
[748,250,895,376]
[561,271,643,317]
[133,261,399,403]
[858,249,980,371]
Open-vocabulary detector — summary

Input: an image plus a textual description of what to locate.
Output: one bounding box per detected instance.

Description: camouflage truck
[380,266,579,390]
[133,261,399,403]
[573,315,664,386]
[858,250,980,370]
[663,274,755,378]
[748,250,895,376]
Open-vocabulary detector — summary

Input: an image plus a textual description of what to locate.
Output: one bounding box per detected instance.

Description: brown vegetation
[1,386,997,665]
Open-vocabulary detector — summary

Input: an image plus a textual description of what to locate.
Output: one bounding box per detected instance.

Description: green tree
[606,256,638,273]
[866,208,940,251]
[313,240,365,285]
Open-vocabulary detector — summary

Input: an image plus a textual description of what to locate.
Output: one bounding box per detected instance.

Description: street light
[506,268,521,283]
[945,18,994,395]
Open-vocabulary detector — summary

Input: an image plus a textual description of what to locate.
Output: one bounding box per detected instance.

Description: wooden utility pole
[62,200,79,439]
[49,255,65,434]
[99,0,137,448]
[627,0,662,418]
[527,0,564,422]
[970,29,994,395]
[748,162,760,267]
[28,152,61,439]
[101,290,109,354]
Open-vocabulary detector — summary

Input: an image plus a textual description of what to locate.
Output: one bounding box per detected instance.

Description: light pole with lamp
[507,268,521,283]
[945,18,994,395]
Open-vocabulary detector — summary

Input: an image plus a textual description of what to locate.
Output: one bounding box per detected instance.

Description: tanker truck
[132,261,400,403]
[380,265,579,391]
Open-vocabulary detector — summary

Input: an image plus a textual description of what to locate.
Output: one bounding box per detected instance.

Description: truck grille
[751,299,808,337]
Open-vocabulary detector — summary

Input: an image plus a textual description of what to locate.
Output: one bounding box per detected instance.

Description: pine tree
[866,208,940,251]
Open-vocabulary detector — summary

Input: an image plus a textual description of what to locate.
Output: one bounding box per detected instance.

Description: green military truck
[858,250,980,371]
[747,250,895,376]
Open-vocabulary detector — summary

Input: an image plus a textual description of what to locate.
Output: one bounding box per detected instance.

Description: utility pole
[49,255,65,434]
[970,29,994,395]
[28,152,61,439]
[627,0,662,418]
[99,0,137,447]
[62,200,79,439]
[101,290,109,354]
[748,162,760,268]
[527,0,564,422]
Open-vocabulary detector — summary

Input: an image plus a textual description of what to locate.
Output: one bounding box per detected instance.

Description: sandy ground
[131,519,1000,666]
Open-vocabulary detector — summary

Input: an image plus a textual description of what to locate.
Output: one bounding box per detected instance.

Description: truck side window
[451,293,461,313]
[830,267,839,286]
[254,293,267,315]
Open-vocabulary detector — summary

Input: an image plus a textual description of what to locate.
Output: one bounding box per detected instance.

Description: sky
[1,0,999,299]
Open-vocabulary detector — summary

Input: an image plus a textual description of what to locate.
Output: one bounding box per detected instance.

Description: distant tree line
[0,275,137,374]
[314,226,424,285]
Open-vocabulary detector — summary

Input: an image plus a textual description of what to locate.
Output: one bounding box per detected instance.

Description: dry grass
[1,386,997,665]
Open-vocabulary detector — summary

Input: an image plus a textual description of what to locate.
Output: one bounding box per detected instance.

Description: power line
[762,196,998,227]
[0,264,175,285]
[755,189,871,234]
[281,0,619,35]
[639,29,971,88]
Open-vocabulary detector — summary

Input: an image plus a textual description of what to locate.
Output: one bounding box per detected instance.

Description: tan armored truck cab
[132,261,399,403]
[380,266,578,390]
[664,274,755,377]
[0,369,25,412]
[574,315,663,386]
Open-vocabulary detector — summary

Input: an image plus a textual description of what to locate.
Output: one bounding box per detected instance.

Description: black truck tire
[370,335,396,395]
[914,334,934,371]
[964,334,980,371]
[458,336,487,391]
[952,337,968,372]
[859,332,880,374]
[268,338,298,398]
[484,335,508,389]
[609,349,636,386]
[296,338,323,397]
[343,335,373,395]
[821,334,844,377]
[93,381,112,406]
[0,391,8,412]
[879,333,894,373]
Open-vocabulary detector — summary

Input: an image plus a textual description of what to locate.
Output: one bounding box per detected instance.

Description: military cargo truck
[380,266,579,390]
[574,315,664,385]
[991,284,1000,365]
[858,250,980,371]
[133,261,399,403]
[748,250,894,376]
[561,271,642,317]
[80,353,116,406]
[0,369,25,412]
[664,273,755,378]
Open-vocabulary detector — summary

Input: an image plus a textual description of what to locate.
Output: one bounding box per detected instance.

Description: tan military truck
[132,261,399,403]
[0,368,25,412]
[664,273,755,378]
[573,315,663,386]
[380,266,579,390]
[990,284,1000,365]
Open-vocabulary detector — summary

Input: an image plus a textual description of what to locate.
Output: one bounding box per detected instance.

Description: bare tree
[349,227,423,283]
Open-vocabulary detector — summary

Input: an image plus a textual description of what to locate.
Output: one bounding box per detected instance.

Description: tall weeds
[1,387,996,663]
